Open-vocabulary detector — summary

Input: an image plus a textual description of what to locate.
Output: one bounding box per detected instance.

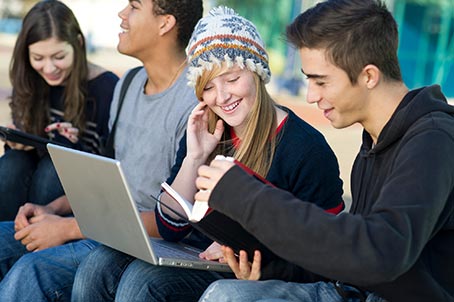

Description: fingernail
[64,128,68,132]
[44,127,49,132]
[56,123,60,128]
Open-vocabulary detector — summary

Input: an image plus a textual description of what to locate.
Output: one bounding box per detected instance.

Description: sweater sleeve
[208,129,454,286]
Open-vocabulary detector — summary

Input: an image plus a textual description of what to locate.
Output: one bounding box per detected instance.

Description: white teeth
[222,101,240,111]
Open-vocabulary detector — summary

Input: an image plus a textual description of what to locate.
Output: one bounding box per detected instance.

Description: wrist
[44,204,58,215]
[63,217,84,241]
[182,156,207,168]
[45,195,71,215]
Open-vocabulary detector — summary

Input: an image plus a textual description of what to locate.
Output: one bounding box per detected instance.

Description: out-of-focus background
[0,0,453,208]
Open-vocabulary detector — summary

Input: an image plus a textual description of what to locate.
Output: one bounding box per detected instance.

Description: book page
[161,182,209,222]
[161,182,193,219]
[190,200,209,222]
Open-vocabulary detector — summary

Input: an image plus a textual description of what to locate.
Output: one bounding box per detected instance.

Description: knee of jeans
[78,247,108,273]
[28,184,64,206]
[200,280,231,302]
[77,245,125,281]
[0,151,36,185]
[28,164,64,205]
[31,158,62,187]
[0,149,37,170]
[3,253,37,279]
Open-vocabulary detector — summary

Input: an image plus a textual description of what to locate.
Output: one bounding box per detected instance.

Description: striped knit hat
[187,6,271,87]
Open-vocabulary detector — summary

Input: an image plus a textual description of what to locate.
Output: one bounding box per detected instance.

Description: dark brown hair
[152,0,203,49]
[286,0,402,84]
[9,0,88,135]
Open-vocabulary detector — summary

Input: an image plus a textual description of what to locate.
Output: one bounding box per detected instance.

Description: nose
[306,81,321,104]
[43,59,56,74]
[118,5,128,19]
[216,85,231,103]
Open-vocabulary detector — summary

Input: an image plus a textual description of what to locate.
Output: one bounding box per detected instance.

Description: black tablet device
[0,126,58,150]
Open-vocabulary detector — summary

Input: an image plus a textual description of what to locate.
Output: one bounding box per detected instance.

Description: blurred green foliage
[214,0,293,55]
[213,0,300,75]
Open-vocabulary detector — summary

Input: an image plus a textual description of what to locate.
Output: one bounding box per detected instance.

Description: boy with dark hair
[195,1,454,301]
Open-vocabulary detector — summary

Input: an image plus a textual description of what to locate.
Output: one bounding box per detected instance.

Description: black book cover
[157,156,279,264]
[157,198,279,264]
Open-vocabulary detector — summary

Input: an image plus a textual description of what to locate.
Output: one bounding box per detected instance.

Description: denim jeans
[72,245,231,302]
[0,149,64,221]
[0,221,99,302]
[199,279,387,302]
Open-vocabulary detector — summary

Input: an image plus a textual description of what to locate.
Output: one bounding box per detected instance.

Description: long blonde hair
[195,64,278,177]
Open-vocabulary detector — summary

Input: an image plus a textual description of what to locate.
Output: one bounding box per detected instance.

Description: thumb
[213,119,224,141]
[29,214,45,224]
[15,214,30,230]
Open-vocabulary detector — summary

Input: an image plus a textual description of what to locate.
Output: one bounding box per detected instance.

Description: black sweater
[208,85,454,302]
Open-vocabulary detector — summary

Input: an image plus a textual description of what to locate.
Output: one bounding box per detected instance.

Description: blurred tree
[395,0,453,96]
[215,0,293,56]
[215,0,305,94]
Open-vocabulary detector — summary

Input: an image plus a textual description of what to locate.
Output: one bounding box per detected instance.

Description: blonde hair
[195,64,278,177]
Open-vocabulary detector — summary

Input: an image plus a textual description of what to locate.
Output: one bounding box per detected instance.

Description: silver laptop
[47,144,230,272]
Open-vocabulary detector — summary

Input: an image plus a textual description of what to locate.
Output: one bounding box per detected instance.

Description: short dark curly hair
[152,0,203,49]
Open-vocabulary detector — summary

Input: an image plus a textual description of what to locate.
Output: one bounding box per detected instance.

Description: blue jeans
[0,221,99,301]
[199,279,387,302]
[0,149,64,221]
[72,245,232,302]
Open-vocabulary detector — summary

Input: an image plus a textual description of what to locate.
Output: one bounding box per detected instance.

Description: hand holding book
[161,155,234,222]
[161,155,272,222]
[159,155,279,264]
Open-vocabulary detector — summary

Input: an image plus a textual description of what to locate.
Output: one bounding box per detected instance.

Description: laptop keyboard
[152,240,204,261]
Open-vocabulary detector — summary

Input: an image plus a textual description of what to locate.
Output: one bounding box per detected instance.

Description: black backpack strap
[103,66,142,158]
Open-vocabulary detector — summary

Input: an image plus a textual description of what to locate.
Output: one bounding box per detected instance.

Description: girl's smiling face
[202,66,257,135]
[28,37,74,86]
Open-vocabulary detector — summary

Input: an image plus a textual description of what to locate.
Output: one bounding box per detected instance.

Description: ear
[361,64,380,89]
[159,14,177,36]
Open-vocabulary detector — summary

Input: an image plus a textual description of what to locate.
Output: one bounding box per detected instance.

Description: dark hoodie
[208,85,454,302]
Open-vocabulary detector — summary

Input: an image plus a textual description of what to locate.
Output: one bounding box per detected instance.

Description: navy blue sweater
[156,108,344,249]
[49,71,119,154]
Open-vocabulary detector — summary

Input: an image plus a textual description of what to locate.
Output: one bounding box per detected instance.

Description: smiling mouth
[45,74,62,81]
[323,108,333,119]
[120,24,129,34]
[221,100,241,112]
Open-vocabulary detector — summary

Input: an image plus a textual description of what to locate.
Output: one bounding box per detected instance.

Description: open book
[158,156,279,264]
[160,155,273,223]
[160,182,209,222]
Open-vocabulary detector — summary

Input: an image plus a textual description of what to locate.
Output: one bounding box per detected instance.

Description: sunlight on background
[0,0,452,206]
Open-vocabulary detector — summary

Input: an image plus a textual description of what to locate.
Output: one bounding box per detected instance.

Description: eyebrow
[29,50,67,57]
[300,68,327,79]
[220,70,237,76]
[217,67,243,78]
